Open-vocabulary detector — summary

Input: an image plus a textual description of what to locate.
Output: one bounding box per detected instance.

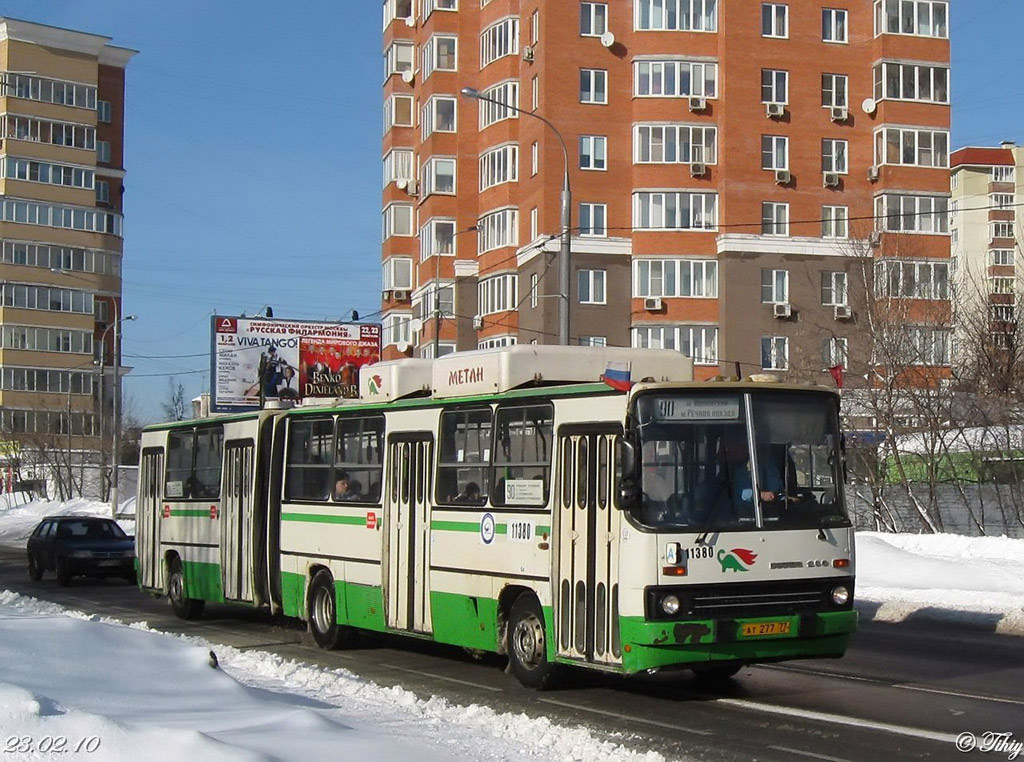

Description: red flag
[829,364,844,389]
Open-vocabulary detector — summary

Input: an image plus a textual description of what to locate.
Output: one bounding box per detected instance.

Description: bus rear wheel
[507,595,558,690]
[308,570,349,650]
[168,557,204,620]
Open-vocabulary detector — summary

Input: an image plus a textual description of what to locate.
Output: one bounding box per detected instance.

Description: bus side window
[284,418,333,501]
[437,408,491,505]
[165,429,194,499]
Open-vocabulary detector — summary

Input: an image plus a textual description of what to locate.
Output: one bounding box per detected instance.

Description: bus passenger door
[137,448,164,590]
[221,441,255,602]
[556,427,623,667]
[384,435,434,634]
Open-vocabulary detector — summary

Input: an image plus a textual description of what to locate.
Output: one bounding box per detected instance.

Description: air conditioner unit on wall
[773,302,792,318]
[522,46,534,62]
[867,165,880,181]
[830,106,849,122]
[823,172,841,188]
[766,102,785,118]
[834,305,853,320]
[774,169,791,185]
[690,162,707,178]
[473,315,484,330]
[643,297,664,311]
[393,289,410,302]
[405,179,419,196]
[689,96,708,113]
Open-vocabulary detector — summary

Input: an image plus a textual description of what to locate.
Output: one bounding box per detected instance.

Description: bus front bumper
[618,610,858,674]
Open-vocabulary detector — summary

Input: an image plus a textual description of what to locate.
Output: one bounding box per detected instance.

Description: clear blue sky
[0,0,1019,421]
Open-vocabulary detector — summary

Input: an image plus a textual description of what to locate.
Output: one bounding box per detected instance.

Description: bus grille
[646,578,853,620]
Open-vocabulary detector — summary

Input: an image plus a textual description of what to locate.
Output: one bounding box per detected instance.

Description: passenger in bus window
[333,473,351,501]
[345,478,363,501]
[453,481,483,504]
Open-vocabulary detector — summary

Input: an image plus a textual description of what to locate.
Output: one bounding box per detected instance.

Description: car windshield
[632,390,849,531]
[56,520,127,540]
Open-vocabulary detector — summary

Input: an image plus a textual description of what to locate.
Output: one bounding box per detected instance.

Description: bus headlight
[831,585,850,606]
[661,594,681,615]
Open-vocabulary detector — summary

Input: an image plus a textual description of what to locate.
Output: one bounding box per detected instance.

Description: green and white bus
[135,346,857,687]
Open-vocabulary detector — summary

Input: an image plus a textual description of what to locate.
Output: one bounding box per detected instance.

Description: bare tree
[161,378,189,422]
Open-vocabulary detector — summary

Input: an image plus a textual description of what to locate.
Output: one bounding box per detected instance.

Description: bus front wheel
[168,557,204,620]
[507,595,558,690]
[308,570,348,650]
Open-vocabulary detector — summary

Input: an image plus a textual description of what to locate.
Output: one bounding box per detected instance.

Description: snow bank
[0,591,664,762]
[856,532,1024,634]
[0,498,134,548]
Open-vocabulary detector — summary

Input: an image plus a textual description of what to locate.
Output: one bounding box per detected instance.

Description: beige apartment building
[380,0,951,389]
[0,18,135,489]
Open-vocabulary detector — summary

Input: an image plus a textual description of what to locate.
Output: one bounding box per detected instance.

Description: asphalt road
[1,546,1020,762]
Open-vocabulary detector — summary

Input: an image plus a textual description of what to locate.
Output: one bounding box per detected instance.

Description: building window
[904,326,951,365]
[822,337,848,368]
[0,198,122,236]
[422,96,457,139]
[383,148,415,188]
[635,0,718,32]
[579,336,607,347]
[384,94,414,131]
[762,3,789,38]
[821,271,848,306]
[530,207,538,240]
[479,144,519,191]
[97,100,112,123]
[875,195,949,234]
[873,62,949,104]
[478,335,518,349]
[96,180,110,204]
[761,336,789,370]
[383,0,414,28]
[761,135,789,170]
[993,166,1015,183]
[761,269,789,304]
[581,2,608,35]
[633,192,718,230]
[634,124,717,164]
[822,139,849,173]
[822,73,849,108]
[382,257,414,292]
[874,127,949,168]
[1,241,120,275]
[874,0,948,38]
[761,69,788,104]
[761,202,789,236]
[992,221,1014,240]
[3,73,97,109]
[481,18,519,68]
[478,80,519,129]
[632,325,719,365]
[530,272,539,308]
[991,193,1015,210]
[0,284,93,314]
[3,157,95,190]
[478,273,519,315]
[96,141,111,164]
[531,9,540,44]
[0,325,92,355]
[990,276,1015,295]
[385,41,415,76]
[991,249,1014,266]
[579,135,607,170]
[382,204,414,240]
[875,260,949,299]
[580,69,608,104]
[420,218,457,261]
[531,141,539,175]
[578,269,607,304]
[383,313,413,347]
[2,114,96,150]
[478,207,518,253]
[822,8,848,42]
[423,156,456,196]
[633,259,718,298]
[822,205,849,238]
[532,75,539,110]
[634,60,718,98]
[579,202,608,236]
[424,0,457,19]
[423,34,458,80]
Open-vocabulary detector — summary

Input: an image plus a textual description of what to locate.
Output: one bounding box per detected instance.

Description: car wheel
[56,557,72,586]
[308,570,350,650]
[168,557,204,620]
[507,594,559,690]
[27,554,43,581]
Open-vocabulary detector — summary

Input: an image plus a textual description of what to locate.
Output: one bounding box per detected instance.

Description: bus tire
[692,662,743,682]
[308,570,347,650]
[168,557,204,620]
[507,595,558,690]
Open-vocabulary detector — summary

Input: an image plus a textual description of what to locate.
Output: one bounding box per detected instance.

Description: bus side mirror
[617,439,639,510]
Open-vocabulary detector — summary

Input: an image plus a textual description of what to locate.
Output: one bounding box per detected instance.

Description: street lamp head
[123,315,137,322]
[460,87,480,99]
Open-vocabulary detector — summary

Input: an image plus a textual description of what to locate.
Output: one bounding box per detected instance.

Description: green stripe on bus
[281,513,367,526]
[168,509,212,518]
[430,520,508,534]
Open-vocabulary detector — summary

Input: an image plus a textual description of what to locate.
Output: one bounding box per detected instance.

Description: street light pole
[460,87,571,345]
[109,309,135,518]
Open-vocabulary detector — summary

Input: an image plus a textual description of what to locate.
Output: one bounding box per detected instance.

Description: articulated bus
[135,346,856,687]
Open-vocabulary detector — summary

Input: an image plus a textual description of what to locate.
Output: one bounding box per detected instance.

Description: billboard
[211,316,381,413]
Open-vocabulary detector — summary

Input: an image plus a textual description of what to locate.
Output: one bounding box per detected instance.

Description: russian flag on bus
[601,360,633,391]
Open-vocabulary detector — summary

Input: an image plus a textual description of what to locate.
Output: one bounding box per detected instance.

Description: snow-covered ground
[0,498,1022,760]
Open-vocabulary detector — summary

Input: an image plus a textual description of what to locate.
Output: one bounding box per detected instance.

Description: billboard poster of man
[211,317,381,413]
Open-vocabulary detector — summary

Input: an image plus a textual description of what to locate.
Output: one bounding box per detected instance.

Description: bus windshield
[632,390,849,532]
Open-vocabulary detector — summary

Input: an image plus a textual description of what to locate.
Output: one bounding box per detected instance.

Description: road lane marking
[894,683,1024,707]
[769,745,852,762]
[714,698,959,744]
[388,665,503,692]
[538,698,713,736]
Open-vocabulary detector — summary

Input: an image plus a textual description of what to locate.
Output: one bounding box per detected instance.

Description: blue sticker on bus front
[480,513,496,545]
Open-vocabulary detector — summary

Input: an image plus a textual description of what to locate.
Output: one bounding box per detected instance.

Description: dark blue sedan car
[27,517,136,586]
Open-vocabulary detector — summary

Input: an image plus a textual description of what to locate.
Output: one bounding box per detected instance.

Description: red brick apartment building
[380,0,950,385]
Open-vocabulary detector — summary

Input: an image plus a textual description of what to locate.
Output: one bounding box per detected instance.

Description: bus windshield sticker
[656,397,740,422]
[504,479,545,506]
[166,481,183,498]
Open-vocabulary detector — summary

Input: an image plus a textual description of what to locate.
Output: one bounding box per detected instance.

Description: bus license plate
[741,621,791,637]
